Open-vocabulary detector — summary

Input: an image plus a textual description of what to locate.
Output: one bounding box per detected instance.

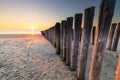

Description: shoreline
[0,34,41,39]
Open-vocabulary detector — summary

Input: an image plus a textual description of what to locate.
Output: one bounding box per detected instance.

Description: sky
[0,0,120,31]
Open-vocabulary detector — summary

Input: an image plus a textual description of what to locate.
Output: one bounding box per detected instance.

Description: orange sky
[0,10,58,31]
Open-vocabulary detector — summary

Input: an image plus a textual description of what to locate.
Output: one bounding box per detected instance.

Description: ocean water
[0,31,41,34]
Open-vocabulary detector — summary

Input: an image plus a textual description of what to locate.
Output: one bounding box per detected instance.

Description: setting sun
[30,27,35,35]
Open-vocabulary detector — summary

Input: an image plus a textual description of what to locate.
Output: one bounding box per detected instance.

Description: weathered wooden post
[53,27,56,47]
[47,30,49,40]
[47,29,49,40]
[91,26,96,45]
[70,13,83,71]
[55,23,61,54]
[52,27,55,46]
[50,28,52,43]
[79,28,82,42]
[66,17,73,66]
[51,27,53,45]
[52,26,55,47]
[51,28,53,44]
[45,30,47,39]
[72,29,74,40]
[60,21,63,58]
[116,55,120,80]
[77,7,95,80]
[50,27,53,45]
[46,30,48,40]
[43,31,45,37]
[107,23,117,50]
[44,30,47,39]
[112,23,120,51]
[61,20,67,61]
[89,0,116,80]
[49,28,50,41]
[49,28,52,43]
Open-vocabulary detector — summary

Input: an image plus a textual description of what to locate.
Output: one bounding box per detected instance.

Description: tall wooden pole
[107,23,117,50]
[51,27,55,46]
[55,23,61,54]
[61,20,67,61]
[89,0,116,80]
[53,27,56,47]
[60,22,63,57]
[77,7,95,80]
[116,55,120,80]
[112,23,120,51]
[70,13,83,71]
[50,28,52,43]
[66,17,73,66]
[91,26,96,45]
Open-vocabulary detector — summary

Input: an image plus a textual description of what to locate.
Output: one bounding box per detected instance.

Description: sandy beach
[0,34,77,80]
[0,34,120,80]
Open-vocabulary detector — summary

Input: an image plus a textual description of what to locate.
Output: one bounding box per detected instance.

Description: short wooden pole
[116,55,120,80]
[112,23,120,51]
[70,13,83,71]
[66,17,73,66]
[107,23,117,50]
[89,0,116,80]
[77,7,95,80]
[55,23,61,54]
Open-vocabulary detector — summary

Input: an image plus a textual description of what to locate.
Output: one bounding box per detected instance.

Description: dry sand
[0,34,119,80]
[0,34,76,80]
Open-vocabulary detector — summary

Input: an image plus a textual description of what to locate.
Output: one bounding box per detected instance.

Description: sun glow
[30,27,35,35]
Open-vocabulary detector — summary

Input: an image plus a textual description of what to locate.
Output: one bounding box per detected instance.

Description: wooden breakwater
[41,0,120,80]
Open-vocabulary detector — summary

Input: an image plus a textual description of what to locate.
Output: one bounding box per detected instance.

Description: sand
[0,34,120,80]
[0,34,76,80]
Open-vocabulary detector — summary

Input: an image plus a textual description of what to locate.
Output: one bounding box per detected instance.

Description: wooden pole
[51,28,53,44]
[61,20,67,61]
[49,29,51,42]
[66,17,73,66]
[47,30,48,40]
[60,22,63,58]
[51,27,54,46]
[77,7,95,80]
[55,23,61,54]
[89,0,116,80]
[70,13,83,71]
[53,26,56,47]
[91,26,96,45]
[47,30,49,40]
[79,27,82,42]
[112,23,120,51]
[52,26,55,47]
[72,29,74,40]
[46,30,48,40]
[51,27,53,45]
[107,23,117,50]
[116,55,120,80]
